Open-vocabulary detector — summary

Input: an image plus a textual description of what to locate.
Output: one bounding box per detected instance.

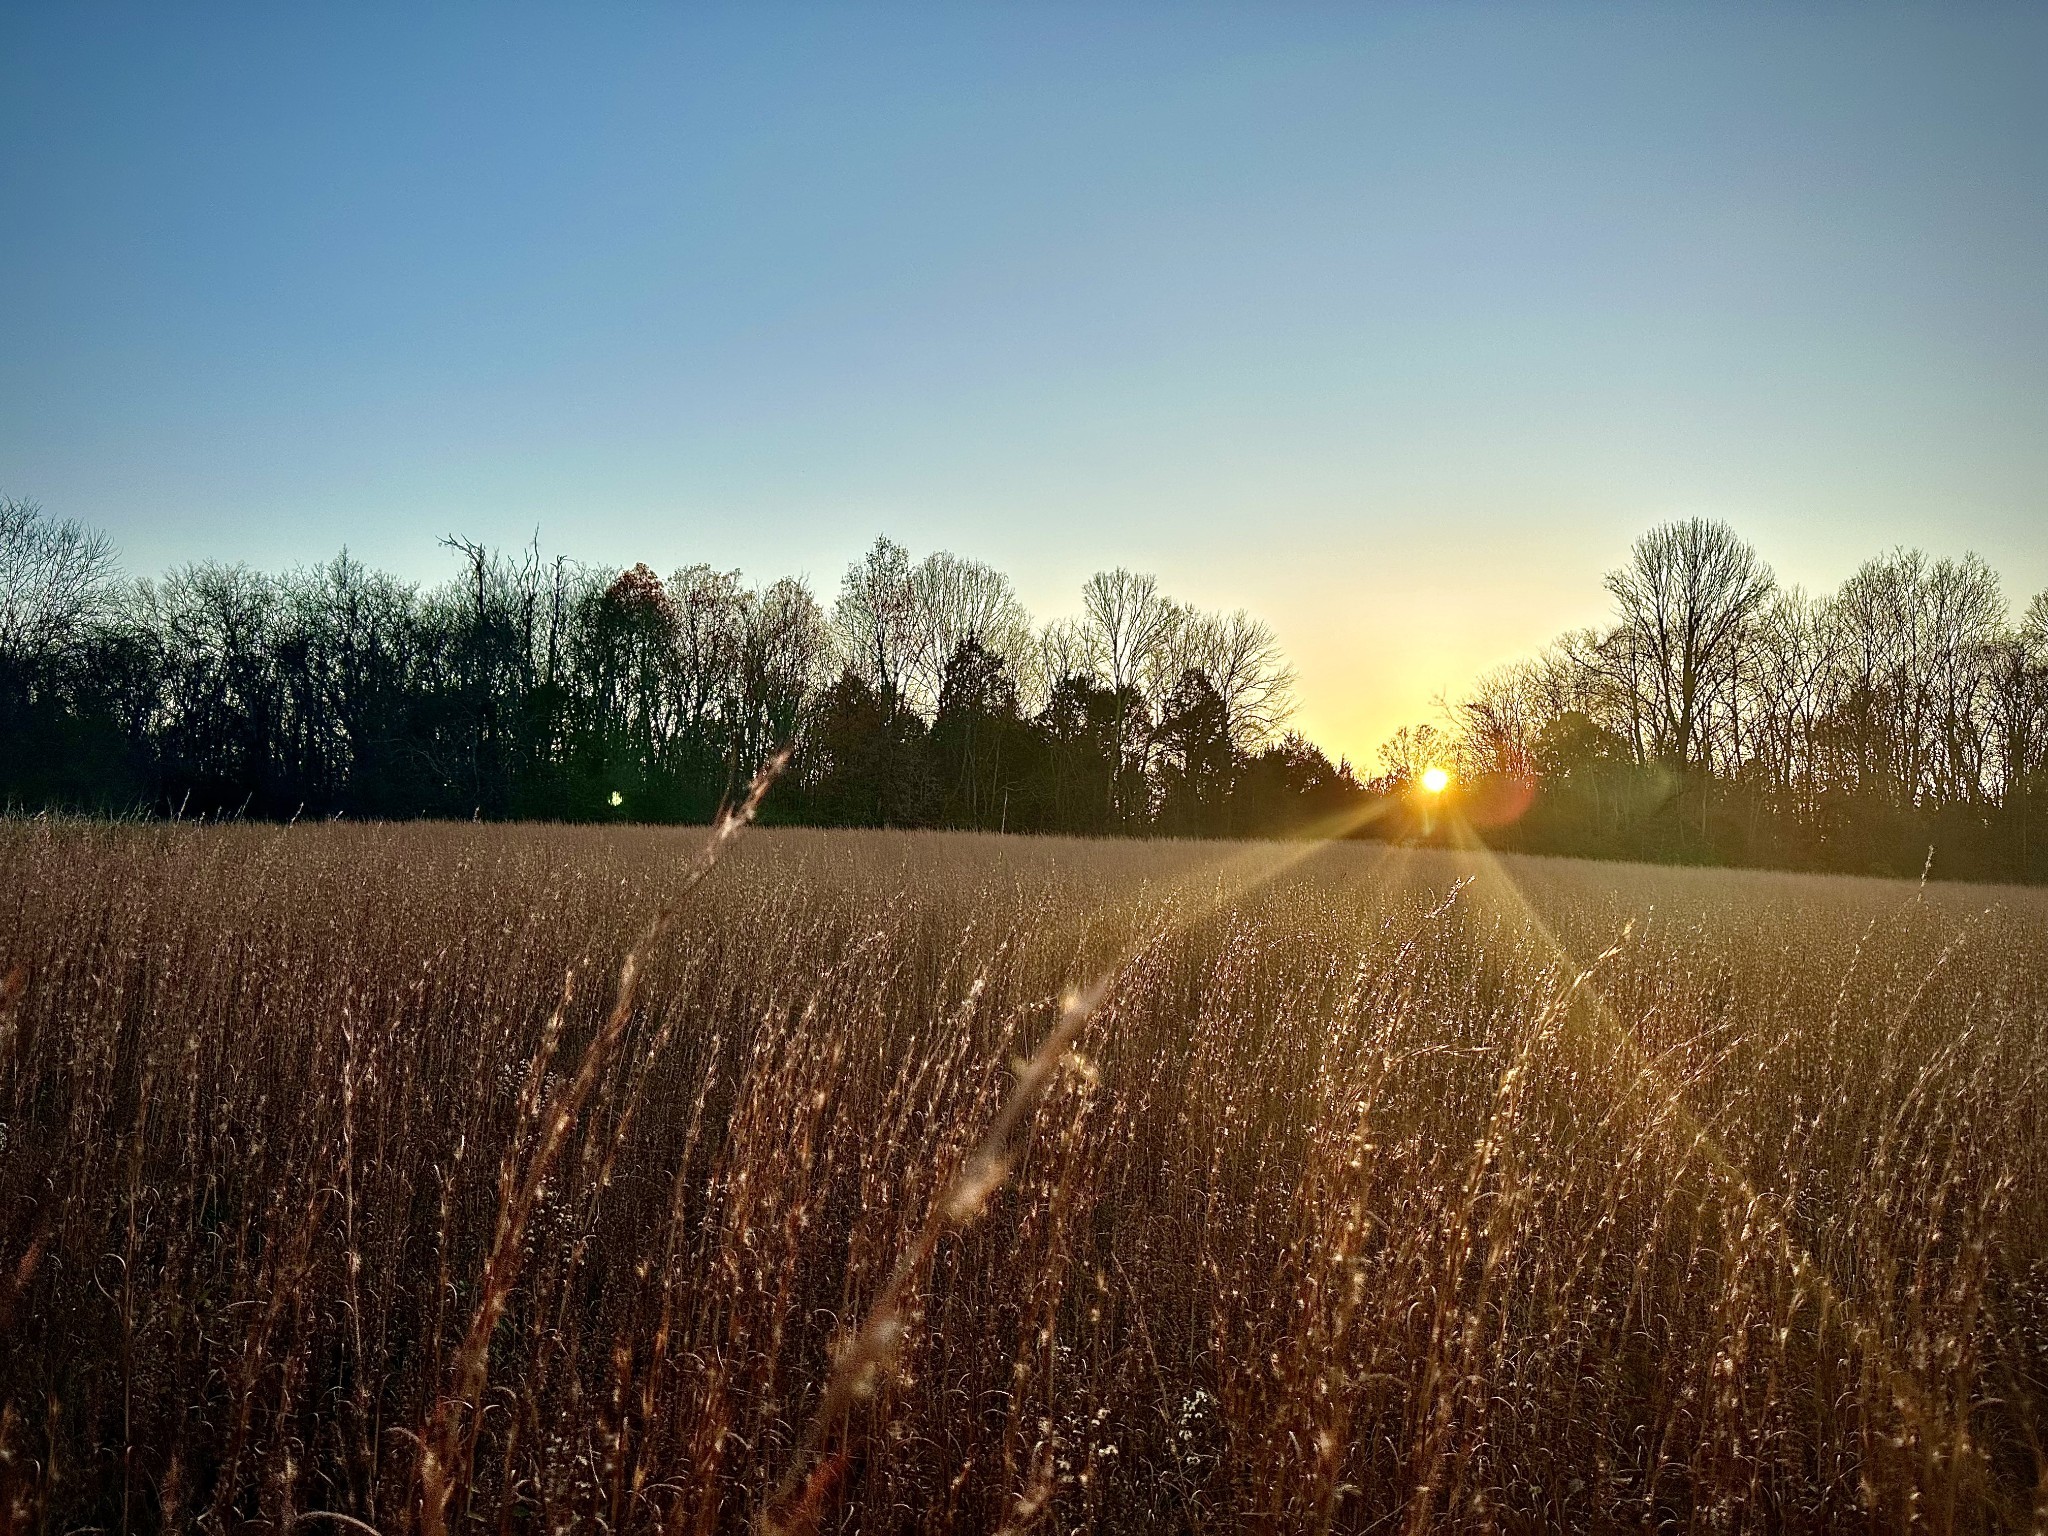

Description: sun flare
[1420,765,1451,794]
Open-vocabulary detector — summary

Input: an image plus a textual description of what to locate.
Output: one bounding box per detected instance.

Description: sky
[3,4,2046,767]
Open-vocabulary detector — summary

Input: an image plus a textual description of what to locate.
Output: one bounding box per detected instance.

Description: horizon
[5,3,2047,766]
[20,509,2048,779]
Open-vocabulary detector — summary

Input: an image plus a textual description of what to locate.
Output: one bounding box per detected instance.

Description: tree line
[0,500,1354,838]
[6,498,2045,881]
[1440,518,2048,882]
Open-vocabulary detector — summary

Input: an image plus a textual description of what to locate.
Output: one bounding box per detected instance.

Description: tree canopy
[5,502,2045,881]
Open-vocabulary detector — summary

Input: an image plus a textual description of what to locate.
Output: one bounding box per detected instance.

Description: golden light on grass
[2,814,2042,1532]
[1420,764,1451,794]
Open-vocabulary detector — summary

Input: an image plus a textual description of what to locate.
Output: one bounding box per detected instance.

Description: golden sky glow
[6,7,2045,776]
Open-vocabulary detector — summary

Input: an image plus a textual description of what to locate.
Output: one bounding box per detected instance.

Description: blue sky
[4,3,2045,762]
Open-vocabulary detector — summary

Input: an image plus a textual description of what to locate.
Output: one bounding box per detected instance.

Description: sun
[1420,765,1451,795]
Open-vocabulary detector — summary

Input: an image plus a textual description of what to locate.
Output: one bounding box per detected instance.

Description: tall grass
[2,820,2044,1532]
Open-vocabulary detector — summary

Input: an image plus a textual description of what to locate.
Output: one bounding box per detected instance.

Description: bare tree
[1921,554,2005,803]
[1079,569,1174,697]
[133,562,285,791]
[1376,722,1451,789]
[1030,617,1093,708]
[0,497,118,666]
[1194,608,1294,749]
[1603,518,1776,769]
[904,551,1035,716]
[1147,605,1294,750]
[737,575,828,767]
[1454,660,1546,781]
[667,564,746,738]
[1987,609,2048,808]
[831,537,919,700]
[1738,587,1843,809]
[1827,549,2006,805]
[2024,591,2048,655]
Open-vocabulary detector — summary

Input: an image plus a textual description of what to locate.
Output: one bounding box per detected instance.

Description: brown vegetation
[2,819,2045,1532]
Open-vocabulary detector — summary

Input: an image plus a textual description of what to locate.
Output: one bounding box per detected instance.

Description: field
[3,820,2046,1534]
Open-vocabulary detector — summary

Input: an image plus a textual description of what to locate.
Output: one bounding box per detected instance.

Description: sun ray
[1431,809,1992,1494]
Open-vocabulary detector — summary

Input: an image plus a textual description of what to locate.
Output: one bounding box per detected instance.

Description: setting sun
[1420,765,1451,795]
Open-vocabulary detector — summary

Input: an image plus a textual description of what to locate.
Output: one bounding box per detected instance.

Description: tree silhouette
[5,494,2045,881]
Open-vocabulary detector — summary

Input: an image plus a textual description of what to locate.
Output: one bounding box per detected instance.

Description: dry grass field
[2,818,2046,1534]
